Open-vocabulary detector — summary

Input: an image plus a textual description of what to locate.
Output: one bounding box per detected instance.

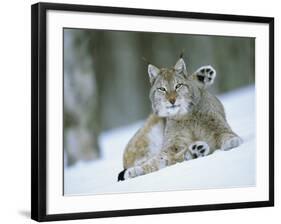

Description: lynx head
[148,57,215,117]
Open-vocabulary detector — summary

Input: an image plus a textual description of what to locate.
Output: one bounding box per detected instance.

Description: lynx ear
[174,58,187,77]
[148,64,160,84]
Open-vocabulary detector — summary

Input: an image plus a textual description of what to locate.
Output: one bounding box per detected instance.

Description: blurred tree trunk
[64,30,100,166]
[90,31,151,130]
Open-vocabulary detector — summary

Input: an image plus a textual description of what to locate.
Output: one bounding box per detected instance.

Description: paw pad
[196,65,216,86]
[188,141,210,158]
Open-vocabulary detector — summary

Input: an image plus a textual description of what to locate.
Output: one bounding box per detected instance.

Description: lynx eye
[175,83,183,90]
[158,87,167,92]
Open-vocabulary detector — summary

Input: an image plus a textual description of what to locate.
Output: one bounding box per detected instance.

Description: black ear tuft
[179,50,184,59]
[117,169,127,181]
[142,57,150,65]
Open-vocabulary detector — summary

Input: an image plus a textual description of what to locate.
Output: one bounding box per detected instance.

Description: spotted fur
[119,57,242,181]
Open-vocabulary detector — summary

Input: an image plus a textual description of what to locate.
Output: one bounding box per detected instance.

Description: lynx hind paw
[118,166,144,181]
[188,141,210,158]
[221,136,243,151]
[195,65,216,86]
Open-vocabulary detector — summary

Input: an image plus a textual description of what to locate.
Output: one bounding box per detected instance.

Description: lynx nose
[169,98,176,105]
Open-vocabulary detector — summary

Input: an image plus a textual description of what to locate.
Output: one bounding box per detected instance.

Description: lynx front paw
[195,65,216,86]
[117,166,144,181]
[221,136,243,151]
[188,141,210,159]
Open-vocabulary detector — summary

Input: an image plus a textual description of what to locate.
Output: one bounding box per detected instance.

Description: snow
[64,85,256,195]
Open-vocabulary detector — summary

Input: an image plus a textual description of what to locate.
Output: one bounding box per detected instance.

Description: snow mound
[64,85,255,195]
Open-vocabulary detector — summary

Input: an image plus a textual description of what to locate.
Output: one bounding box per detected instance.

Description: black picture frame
[31,2,274,222]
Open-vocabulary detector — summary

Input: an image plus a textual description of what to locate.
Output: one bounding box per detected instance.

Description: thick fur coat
[118,57,242,181]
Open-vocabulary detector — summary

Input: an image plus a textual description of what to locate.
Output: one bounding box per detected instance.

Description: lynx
[118,56,242,181]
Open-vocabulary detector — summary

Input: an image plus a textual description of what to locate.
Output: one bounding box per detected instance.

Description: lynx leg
[119,151,169,181]
[183,150,193,161]
[118,166,144,181]
[122,130,197,180]
[220,134,243,151]
[122,114,164,169]
[193,65,216,87]
[123,166,144,180]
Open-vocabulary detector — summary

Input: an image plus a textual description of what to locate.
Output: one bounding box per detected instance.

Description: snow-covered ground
[64,85,256,196]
